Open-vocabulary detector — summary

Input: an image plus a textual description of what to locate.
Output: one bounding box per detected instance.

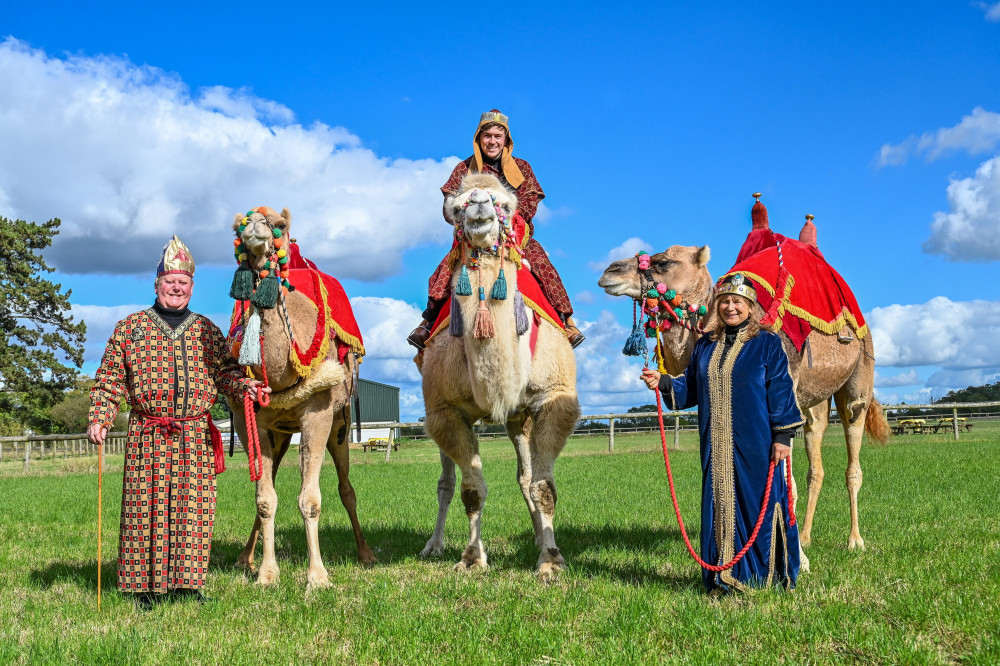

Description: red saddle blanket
[427,264,564,344]
[723,229,867,351]
[229,243,365,373]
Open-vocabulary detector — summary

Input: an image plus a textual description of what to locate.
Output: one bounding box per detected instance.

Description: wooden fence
[3,401,998,473]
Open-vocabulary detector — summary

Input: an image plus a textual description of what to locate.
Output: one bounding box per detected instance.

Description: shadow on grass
[29,560,112,593]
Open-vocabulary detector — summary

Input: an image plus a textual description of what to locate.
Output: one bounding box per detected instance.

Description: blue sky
[4,2,1000,419]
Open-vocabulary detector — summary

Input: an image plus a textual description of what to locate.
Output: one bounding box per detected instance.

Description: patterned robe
[89,308,249,593]
[664,329,804,593]
[426,156,573,316]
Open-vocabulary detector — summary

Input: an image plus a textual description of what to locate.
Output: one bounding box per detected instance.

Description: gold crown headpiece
[716,272,756,302]
[478,109,509,131]
[156,235,195,278]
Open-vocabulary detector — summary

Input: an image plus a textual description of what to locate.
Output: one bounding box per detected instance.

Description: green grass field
[1,425,998,664]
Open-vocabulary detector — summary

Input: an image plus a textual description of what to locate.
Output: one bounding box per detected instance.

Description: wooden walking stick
[97,439,102,611]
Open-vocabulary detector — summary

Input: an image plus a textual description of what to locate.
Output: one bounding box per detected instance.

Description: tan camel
[416,173,580,581]
[598,242,890,563]
[226,207,376,589]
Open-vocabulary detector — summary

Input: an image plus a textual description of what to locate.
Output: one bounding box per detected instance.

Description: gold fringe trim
[287,277,365,380]
[520,294,564,331]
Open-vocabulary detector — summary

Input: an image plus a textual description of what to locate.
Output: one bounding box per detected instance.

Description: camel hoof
[799,551,811,574]
[848,536,866,550]
[236,552,255,569]
[799,534,811,548]
[306,569,331,590]
[536,561,563,583]
[453,560,488,572]
[357,548,378,567]
[256,564,280,586]
[419,540,445,559]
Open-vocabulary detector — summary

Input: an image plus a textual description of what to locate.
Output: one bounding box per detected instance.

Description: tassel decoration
[239,309,262,366]
[490,267,508,300]
[514,290,529,336]
[622,319,646,356]
[229,263,254,300]
[456,265,472,296]
[449,292,464,336]
[473,287,495,339]
[251,274,280,309]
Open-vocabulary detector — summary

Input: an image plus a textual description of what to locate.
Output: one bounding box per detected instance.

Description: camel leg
[527,393,577,582]
[834,390,867,550]
[425,408,487,571]
[325,409,377,566]
[800,399,830,550]
[239,431,292,569]
[419,450,456,558]
[506,413,543,545]
[252,423,281,586]
[298,402,336,589]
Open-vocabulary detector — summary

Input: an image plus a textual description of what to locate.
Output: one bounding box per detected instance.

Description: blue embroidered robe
[665,329,804,592]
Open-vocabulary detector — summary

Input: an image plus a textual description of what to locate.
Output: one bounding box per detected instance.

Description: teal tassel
[622,320,646,356]
[490,267,508,300]
[456,265,472,296]
[229,263,254,300]
[250,274,280,309]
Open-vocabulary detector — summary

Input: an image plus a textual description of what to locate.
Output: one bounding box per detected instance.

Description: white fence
[3,401,997,472]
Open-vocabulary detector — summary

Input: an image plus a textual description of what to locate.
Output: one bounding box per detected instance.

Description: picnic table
[931,418,973,434]
[362,437,398,452]
[893,418,927,435]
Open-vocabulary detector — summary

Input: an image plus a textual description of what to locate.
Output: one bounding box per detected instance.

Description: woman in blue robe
[641,273,804,593]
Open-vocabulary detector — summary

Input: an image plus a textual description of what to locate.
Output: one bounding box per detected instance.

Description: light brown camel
[226,207,375,589]
[598,240,890,563]
[416,173,580,581]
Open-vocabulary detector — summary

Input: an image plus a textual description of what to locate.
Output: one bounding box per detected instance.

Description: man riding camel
[407,109,584,349]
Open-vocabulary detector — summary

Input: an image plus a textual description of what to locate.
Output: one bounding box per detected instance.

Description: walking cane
[97,439,102,611]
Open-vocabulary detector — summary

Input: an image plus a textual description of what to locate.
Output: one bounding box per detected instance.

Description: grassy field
[1,424,998,664]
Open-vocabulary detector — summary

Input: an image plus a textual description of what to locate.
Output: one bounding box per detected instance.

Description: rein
[242,332,270,482]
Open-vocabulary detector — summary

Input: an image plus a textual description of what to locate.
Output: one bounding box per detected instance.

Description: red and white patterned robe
[89,308,250,593]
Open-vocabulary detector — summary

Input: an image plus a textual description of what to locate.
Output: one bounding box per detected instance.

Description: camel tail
[865,397,891,445]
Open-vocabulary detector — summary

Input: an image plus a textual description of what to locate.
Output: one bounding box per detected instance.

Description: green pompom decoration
[698,305,707,315]
[263,260,272,270]
[278,255,289,265]
[456,265,472,296]
[647,288,658,298]
[674,307,684,319]
[490,267,508,300]
[250,274,280,309]
[238,225,246,234]
[666,289,676,299]
[245,210,255,217]
[229,263,254,300]
[272,228,282,238]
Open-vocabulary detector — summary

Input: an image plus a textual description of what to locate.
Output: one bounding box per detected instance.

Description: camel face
[598,245,711,300]
[233,208,291,267]
[444,173,517,250]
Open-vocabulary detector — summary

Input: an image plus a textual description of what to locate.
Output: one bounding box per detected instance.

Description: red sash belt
[137,411,226,475]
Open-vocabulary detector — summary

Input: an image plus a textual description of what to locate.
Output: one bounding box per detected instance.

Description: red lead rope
[243,333,271,482]
[654,389,794,572]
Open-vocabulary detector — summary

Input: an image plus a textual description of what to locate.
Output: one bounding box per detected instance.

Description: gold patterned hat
[716,272,757,302]
[471,108,525,189]
[156,235,195,278]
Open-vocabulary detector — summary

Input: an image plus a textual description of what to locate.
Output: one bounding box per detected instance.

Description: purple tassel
[449,292,464,336]
[514,290,529,336]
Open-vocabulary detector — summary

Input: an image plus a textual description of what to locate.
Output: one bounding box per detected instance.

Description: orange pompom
[274,238,284,249]
[233,238,241,246]
[260,270,269,278]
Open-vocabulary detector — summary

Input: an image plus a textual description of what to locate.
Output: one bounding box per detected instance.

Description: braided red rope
[243,333,271,482]
[654,388,775,572]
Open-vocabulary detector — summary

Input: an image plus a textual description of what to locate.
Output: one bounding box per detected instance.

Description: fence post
[673,415,680,450]
[384,429,394,462]
[24,441,31,473]
[952,408,960,441]
[608,418,615,453]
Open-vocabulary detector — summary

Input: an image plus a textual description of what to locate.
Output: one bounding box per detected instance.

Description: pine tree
[0,215,86,433]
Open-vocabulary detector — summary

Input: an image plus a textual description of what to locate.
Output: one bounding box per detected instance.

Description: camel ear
[280,208,291,223]
[696,245,711,267]
[443,195,461,226]
[232,213,244,230]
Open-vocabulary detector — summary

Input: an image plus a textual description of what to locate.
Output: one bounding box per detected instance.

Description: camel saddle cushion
[723,229,867,352]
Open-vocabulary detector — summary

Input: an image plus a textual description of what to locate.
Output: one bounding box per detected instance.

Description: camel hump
[799,213,818,248]
[751,192,769,230]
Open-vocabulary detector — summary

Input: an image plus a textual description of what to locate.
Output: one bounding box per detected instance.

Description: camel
[415,173,580,581]
[226,207,375,589]
[598,230,890,563]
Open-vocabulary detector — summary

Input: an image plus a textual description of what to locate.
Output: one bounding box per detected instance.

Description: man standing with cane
[88,236,268,610]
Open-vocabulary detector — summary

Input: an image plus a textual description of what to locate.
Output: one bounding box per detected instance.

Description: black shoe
[562,317,585,349]
[134,593,158,611]
[407,321,432,350]
[173,588,212,603]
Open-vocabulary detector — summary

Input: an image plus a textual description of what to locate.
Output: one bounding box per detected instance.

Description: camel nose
[468,189,491,206]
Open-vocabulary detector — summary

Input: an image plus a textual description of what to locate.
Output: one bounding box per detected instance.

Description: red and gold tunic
[89,308,250,593]
[429,156,573,315]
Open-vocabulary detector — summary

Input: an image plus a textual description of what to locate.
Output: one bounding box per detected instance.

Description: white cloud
[922,156,1000,260]
[873,369,920,388]
[0,39,457,279]
[877,107,1000,166]
[573,290,596,305]
[978,2,1000,21]
[587,237,653,272]
[573,310,660,412]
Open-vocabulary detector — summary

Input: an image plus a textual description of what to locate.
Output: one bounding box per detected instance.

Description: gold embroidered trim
[766,502,786,587]
[144,308,199,341]
[707,329,746,591]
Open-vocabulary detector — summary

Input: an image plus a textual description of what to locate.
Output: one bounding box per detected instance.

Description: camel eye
[653,258,677,271]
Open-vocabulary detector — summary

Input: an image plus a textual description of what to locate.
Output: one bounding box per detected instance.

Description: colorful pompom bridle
[622,250,709,365]
[233,210,292,291]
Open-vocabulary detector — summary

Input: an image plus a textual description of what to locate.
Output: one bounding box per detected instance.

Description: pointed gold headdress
[156,235,195,278]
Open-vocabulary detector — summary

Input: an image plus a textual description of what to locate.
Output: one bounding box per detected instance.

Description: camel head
[233,207,292,271]
[444,173,518,250]
[599,245,712,301]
